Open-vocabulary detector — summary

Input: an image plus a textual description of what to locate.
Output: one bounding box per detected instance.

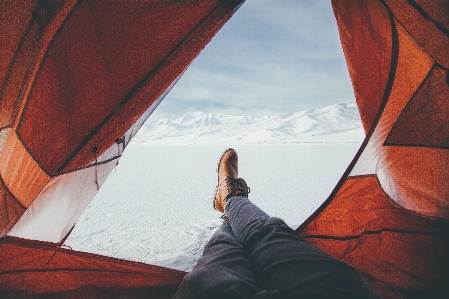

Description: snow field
[66,144,361,272]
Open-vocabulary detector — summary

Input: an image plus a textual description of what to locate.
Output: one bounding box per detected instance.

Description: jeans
[174,196,379,299]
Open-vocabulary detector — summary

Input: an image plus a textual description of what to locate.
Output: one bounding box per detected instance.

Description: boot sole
[213,148,235,212]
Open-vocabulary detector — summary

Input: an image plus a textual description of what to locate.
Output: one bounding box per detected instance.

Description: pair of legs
[174,195,378,299]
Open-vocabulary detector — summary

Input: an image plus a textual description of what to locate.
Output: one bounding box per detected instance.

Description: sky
[151,0,355,119]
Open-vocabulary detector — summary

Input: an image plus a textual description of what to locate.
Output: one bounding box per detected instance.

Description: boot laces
[224,177,250,201]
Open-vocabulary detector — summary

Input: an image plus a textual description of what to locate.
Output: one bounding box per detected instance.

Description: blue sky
[152,0,355,118]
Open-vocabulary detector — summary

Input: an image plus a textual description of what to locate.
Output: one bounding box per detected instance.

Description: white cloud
[153,0,355,119]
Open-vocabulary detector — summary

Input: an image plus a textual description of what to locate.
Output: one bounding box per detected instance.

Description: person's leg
[210,148,378,297]
[174,222,259,299]
[226,195,379,298]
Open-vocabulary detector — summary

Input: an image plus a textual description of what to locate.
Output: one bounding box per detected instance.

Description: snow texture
[66,103,364,272]
[132,103,364,145]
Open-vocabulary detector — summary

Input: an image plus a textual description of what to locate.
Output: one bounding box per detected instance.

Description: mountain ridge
[132,103,365,145]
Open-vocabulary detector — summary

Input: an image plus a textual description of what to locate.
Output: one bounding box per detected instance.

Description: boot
[213,148,250,213]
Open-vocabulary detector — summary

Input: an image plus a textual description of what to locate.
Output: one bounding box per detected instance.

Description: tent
[298,1,449,298]
[0,0,447,298]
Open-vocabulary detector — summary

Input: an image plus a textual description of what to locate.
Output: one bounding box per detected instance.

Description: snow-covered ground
[66,144,361,272]
[65,103,364,272]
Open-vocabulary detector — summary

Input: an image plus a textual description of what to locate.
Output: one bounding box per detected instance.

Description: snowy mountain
[132,103,365,145]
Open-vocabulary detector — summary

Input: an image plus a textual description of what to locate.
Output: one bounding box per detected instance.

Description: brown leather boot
[213,148,250,213]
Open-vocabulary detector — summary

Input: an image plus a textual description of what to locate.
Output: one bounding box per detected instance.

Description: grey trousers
[174,196,379,299]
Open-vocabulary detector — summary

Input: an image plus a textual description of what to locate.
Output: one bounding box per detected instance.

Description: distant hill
[132,103,365,145]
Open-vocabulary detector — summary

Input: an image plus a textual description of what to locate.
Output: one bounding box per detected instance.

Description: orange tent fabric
[298,1,449,298]
[0,0,243,241]
[0,0,243,297]
[0,237,185,299]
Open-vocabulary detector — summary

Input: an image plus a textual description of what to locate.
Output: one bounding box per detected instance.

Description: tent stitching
[407,0,449,37]
[384,63,449,150]
[297,1,400,232]
[54,0,240,175]
[302,228,449,241]
[11,0,82,179]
